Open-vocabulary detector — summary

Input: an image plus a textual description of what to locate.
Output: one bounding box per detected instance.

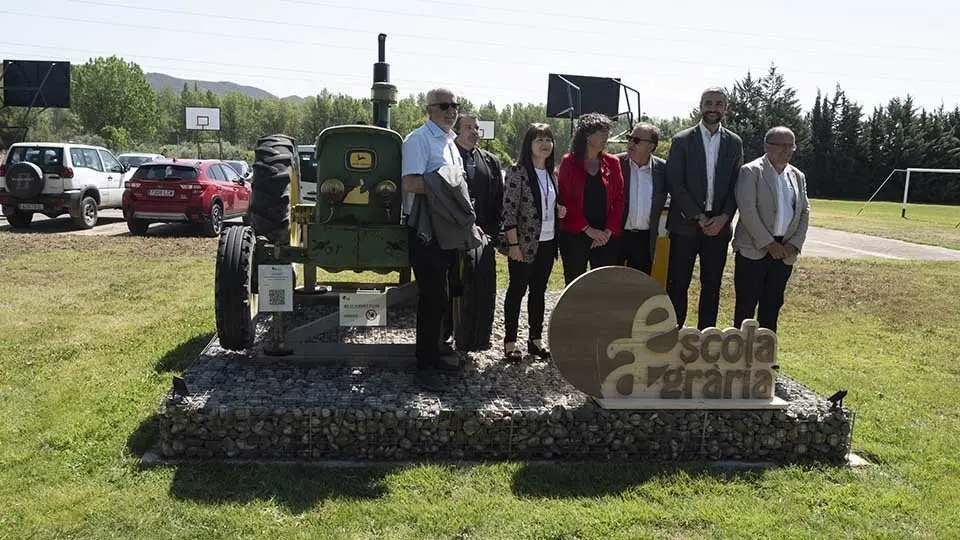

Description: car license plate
[19,203,44,211]
[148,189,175,197]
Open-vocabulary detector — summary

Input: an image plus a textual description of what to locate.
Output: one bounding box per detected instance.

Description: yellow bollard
[650,207,670,288]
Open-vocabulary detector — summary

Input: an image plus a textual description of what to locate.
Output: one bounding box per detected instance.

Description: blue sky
[2,0,958,118]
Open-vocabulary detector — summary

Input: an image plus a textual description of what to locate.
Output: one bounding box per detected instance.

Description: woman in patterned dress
[500,123,567,362]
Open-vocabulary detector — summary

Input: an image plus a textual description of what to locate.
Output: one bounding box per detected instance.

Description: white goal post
[857,168,960,219]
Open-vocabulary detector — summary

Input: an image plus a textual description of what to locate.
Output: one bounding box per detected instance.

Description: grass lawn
[1,227,959,539]
[810,198,960,250]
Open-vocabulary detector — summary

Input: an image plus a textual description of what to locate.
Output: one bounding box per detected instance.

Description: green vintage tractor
[214,33,415,354]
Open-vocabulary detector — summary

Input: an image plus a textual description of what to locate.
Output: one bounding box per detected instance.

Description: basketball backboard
[185,107,221,131]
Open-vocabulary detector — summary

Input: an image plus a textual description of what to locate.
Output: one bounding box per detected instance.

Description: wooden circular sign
[548,266,780,406]
[548,266,678,398]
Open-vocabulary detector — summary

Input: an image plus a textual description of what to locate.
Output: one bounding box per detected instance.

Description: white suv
[0,142,129,229]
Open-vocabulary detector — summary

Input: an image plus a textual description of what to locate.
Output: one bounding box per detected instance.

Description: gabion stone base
[157,292,853,463]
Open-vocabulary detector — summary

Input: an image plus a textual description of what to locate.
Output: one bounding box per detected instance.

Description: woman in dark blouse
[556,113,625,285]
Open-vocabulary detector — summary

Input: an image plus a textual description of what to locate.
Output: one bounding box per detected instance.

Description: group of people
[400,86,810,391]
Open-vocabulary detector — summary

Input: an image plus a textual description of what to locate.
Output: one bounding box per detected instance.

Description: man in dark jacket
[450,113,503,351]
[665,87,744,329]
[616,122,668,275]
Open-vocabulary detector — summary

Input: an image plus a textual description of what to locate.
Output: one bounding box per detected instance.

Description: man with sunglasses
[732,126,809,333]
[615,122,668,274]
[401,87,470,391]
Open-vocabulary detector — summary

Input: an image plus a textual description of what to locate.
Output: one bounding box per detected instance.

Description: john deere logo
[548,266,781,408]
[347,150,375,170]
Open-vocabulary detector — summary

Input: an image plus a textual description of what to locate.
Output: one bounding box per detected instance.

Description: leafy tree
[726,65,807,162]
[221,92,258,146]
[71,56,159,141]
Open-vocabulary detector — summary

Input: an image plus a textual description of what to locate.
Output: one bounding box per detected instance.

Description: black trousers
[617,229,653,274]
[504,239,557,343]
[408,227,456,370]
[733,251,794,332]
[558,230,619,285]
[666,226,731,329]
[447,240,497,351]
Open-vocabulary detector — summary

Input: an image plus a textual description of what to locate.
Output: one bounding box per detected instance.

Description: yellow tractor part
[289,156,302,247]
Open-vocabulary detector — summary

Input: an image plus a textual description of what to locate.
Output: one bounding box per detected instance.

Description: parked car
[121,159,250,237]
[117,152,165,186]
[117,152,164,169]
[223,160,252,180]
[0,142,129,229]
[297,144,317,203]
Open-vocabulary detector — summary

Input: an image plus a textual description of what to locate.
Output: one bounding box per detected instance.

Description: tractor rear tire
[249,134,299,246]
[453,242,496,352]
[215,225,257,351]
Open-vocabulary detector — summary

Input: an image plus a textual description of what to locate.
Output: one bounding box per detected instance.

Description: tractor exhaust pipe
[371,33,398,129]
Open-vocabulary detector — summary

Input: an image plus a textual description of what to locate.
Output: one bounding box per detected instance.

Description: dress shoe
[528,340,551,360]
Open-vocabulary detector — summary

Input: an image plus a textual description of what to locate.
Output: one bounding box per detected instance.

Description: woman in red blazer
[556,112,625,285]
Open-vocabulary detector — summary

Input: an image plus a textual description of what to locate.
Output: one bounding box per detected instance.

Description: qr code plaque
[257,265,293,311]
[268,289,285,305]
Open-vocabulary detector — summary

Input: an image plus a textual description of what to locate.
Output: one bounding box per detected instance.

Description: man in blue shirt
[401,88,466,391]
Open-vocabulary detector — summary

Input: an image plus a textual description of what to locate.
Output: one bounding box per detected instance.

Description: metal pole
[264,312,292,356]
[857,169,904,216]
[902,169,911,218]
[18,63,56,127]
[303,224,317,292]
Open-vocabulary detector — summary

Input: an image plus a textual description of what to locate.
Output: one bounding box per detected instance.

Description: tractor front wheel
[215,225,257,350]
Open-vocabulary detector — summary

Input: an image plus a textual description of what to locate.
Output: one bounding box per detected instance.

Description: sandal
[504,342,522,363]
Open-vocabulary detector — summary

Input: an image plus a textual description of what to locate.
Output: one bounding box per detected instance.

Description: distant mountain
[145,72,304,102]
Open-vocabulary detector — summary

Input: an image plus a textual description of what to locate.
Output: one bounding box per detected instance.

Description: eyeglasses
[429,102,460,111]
[627,136,656,145]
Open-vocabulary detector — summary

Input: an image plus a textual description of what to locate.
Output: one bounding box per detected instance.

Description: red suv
[121,159,250,237]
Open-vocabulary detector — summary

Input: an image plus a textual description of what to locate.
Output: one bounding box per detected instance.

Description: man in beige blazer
[732,126,810,332]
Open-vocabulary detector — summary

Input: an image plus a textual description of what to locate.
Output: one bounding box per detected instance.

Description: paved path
[801,226,960,261]
[3,213,960,260]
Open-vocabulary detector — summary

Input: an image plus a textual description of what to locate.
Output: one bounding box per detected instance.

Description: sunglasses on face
[430,102,460,111]
[628,136,655,144]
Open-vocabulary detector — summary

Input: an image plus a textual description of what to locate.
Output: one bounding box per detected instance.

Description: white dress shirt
[773,165,797,236]
[699,122,722,212]
[625,156,653,231]
[535,168,556,241]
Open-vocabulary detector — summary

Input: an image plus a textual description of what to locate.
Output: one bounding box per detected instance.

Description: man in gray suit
[616,122,668,274]
[732,126,810,332]
[665,87,744,329]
